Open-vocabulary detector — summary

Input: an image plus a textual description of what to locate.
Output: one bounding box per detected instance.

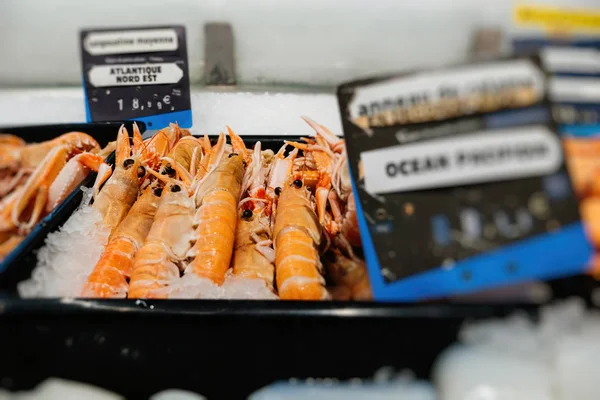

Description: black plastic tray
[0,122,146,286]
[1,130,598,399]
[0,299,540,399]
[2,297,597,399]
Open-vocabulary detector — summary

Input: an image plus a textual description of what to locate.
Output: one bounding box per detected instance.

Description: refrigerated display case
[2,1,600,399]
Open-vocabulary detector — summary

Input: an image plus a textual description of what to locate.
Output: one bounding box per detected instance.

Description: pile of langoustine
[20,118,372,300]
[0,131,114,260]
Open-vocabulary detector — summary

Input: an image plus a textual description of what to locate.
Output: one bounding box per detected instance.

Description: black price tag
[337,57,593,301]
[80,26,192,128]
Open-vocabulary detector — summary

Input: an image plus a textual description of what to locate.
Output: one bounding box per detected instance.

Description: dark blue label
[80,26,192,128]
[338,58,591,301]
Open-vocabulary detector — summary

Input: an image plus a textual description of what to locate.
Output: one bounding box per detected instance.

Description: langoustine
[184,143,245,284]
[128,128,277,299]
[19,119,371,301]
[15,124,159,296]
[2,135,102,227]
[0,131,100,197]
[0,132,103,212]
[127,133,238,298]
[143,123,191,172]
[287,117,372,300]
[17,122,185,297]
[81,184,163,298]
[273,176,329,300]
[231,141,276,291]
[0,132,105,261]
[127,180,197,299]
[90,124,147,237]
[78,123,193,298]
[127,137,205,299]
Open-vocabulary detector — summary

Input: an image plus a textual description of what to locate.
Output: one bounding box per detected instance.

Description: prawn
[184,150,245,285]
[143,122,190,171]
[266,143,298,228]
[127,180,196,299]
[232,142,276,290]
[2,136,105,235]
[79,123,184,297]
[91,124,147,237]
[324,237,372,301]
[293,117,371,297]
[81,184,163,298]
[273,178,328,300]
[127,138,204,299]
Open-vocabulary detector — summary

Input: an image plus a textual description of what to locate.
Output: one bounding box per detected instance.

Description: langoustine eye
[242,209,253,219]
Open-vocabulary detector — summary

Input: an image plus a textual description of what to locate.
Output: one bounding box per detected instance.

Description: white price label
[361,125,563,195]
[549,77,600,103]
[83,29,178,55]
[541,47,600,74]
[348,59,545,120]
[88,63,184,88]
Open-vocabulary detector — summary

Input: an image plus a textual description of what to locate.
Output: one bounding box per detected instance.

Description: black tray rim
[0,298,541,319]
[0,121,147,134]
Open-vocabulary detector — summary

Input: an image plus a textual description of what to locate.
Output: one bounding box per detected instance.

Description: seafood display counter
[1,120,599,399]
[2,118,371,301]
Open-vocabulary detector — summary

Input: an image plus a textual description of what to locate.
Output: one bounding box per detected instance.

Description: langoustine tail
[81,237,137,298]
[185,153,245,285]
[273,181,329,300]
[128,243,180,299]
[275,229,329,300]
[231,210,276,293]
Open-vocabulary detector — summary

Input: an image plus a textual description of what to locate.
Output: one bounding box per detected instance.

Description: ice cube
[164,271,278,300]
[221,274,279,300]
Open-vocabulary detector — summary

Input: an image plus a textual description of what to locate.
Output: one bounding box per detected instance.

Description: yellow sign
[514,4,600,34]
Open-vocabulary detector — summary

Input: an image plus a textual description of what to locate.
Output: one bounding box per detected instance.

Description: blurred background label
[514,4,600,35]
[338,58,592,301]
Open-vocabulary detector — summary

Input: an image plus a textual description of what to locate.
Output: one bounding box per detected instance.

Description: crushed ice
[18,187,110,298]
[160,270,279,300]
